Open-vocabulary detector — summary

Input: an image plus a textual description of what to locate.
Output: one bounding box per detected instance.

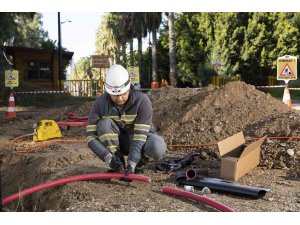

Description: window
[26,61,51,80]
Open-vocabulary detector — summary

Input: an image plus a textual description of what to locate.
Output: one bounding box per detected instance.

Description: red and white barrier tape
[256,86,300,90]
[14,91,68,94]
[256,85,285,89]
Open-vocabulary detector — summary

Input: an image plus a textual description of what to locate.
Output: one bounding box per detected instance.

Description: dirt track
[0,81,299,212]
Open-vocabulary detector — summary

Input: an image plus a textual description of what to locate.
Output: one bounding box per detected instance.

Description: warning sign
[5,69,19,87]
[277,55,297,80]
[127,67,140,84]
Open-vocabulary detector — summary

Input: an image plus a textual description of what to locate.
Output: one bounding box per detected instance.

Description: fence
[63,79,104,97]
[211,75,285,87]
[211,75,241,87]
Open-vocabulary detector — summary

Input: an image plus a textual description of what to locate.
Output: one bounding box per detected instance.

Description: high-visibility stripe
[7,107,15,112]
[86,125,97,132]
[103,116,119,119]
[99,136,119,142]
[121,114,136,120]
[99,133,118,138]
[134,134,147,137]
[134,128,150,132]
[133,134,147,141]
[86,136,96,143]
[106,145,118,152]
[135,124,150,128]
[133,138,147,142]
[134,124,150,132]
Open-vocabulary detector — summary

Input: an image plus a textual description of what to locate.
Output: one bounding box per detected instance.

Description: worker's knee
[144,134,167,161]
[97,118,118,134]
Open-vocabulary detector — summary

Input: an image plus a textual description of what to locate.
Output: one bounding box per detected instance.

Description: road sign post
[127,66,140,85]
[91,55,110,68]
[277,55,297,84]
[5,69,19,89]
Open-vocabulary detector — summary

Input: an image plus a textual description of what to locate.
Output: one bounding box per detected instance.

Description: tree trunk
[122,43,127,67]
[130,38,134,67]
[152,29,157,81]
[168,12,177,87]
[138,36,143,86]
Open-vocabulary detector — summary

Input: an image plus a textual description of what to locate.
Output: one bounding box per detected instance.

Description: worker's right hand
[104,153,124,172]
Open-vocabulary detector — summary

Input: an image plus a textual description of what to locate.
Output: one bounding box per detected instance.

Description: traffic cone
[282,86,292,108]
[6,91,16,119]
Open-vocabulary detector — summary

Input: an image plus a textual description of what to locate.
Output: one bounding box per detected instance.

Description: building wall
[13,50,60,90]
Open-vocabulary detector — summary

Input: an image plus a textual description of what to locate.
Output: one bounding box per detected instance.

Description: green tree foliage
[70,56,96,80]
[158,12,300,86]
[0,12,56,74]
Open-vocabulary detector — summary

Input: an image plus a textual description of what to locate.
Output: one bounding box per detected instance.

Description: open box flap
[218,132,245,157]
[240,136,267,159]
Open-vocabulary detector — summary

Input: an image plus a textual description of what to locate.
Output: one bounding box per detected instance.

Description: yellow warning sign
[127,66,140,84]
[5,69,19,87]
[277,55,297,80]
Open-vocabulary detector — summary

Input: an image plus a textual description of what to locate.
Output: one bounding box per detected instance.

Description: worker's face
[110,90,130,107]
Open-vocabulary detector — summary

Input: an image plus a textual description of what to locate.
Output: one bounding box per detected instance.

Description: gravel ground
[0,82,299,221]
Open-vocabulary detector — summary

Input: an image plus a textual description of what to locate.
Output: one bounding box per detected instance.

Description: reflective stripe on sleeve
[86,125,97,132]
[134,124,150,132]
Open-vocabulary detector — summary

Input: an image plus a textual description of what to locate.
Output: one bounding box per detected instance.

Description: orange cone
[6,91,16,118]
[282,86,292,108]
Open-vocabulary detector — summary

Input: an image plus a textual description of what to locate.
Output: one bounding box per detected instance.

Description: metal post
[148,34,151,87]
[58,12,62,91]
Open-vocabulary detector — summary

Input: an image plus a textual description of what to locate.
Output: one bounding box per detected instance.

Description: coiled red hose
[162,186,235,212]
[2,173,151,206]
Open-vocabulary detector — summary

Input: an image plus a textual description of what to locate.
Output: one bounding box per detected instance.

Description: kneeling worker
[86,64,167,175]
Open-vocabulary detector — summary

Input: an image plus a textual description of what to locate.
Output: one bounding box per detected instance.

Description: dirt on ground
[0,81,299,212]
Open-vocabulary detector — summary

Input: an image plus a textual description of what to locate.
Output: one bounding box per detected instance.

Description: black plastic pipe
[177,171,270,198]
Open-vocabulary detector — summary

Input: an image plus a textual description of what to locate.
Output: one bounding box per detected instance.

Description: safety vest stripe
[135,124,150,128]
[134,128,150,132]
[86,125,97,132]
[99,136,119,142]
[99,133,118,138]
[133,138,147,142]
[133,134,147,138]
[86,136,96,143]
[121,115,137,120]
[103,116,119,119]
[106,145,118,149]
[133,135,147,141]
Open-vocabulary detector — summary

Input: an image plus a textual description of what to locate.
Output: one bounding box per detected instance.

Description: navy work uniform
[86,87,167,169]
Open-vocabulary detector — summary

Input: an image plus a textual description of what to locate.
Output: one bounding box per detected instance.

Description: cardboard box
[218,132,267,181]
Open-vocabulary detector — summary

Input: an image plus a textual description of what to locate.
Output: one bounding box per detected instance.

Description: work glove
[125,160,137,176]
[104,153,124,172]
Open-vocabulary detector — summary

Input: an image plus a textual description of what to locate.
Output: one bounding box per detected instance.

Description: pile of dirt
[1,81,299,212]
[148,82,299,174]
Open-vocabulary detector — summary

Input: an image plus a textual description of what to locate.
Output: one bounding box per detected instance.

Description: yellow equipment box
[33,120,62,142]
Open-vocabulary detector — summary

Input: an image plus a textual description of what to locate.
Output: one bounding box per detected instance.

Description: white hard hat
[105,64,131,95]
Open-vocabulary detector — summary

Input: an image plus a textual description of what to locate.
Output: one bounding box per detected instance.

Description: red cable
[2,172,151,206]
[162,186,235,212]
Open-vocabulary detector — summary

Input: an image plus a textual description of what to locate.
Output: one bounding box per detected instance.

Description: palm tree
[132,13,148,86]
[95,13,117,65]
[168,12,177,87]
[146,13,162,84]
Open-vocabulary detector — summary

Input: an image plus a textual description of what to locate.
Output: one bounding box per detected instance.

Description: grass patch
[261,79,300,101]
[0,81,95,107]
